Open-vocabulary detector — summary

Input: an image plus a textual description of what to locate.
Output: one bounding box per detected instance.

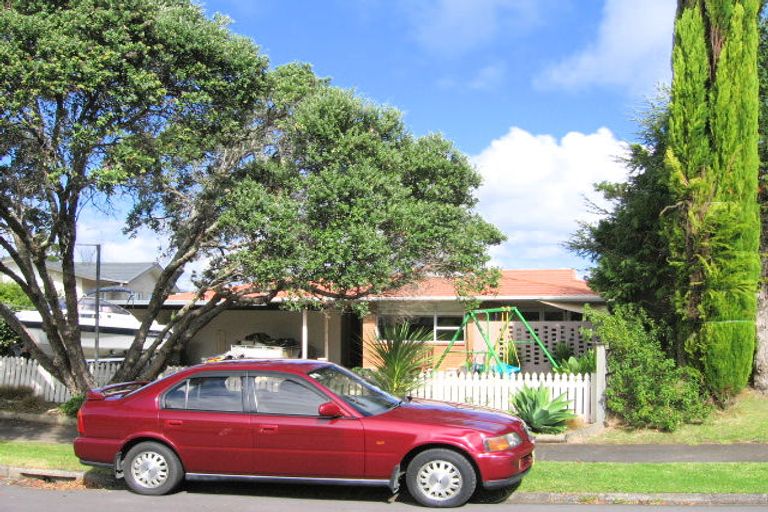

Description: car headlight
[484,432,523,452]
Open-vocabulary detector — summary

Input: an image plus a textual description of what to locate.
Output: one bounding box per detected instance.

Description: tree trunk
[755,259,768,392]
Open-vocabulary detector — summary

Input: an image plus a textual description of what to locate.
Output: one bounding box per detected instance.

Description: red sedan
[75,360,534,508]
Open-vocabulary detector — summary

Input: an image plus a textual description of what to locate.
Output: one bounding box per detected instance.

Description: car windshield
[308,365,400,416]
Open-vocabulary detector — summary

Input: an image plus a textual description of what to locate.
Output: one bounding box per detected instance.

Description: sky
[81,0,677,286]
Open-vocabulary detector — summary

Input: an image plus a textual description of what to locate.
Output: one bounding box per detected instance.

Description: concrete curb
[2,465,766,506]
[1,465,115,487]
[508,492,768,506]
[534,422,606,443]
[0,410,75,426]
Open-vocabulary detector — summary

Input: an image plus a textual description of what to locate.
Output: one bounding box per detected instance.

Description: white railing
[411,371,593,421]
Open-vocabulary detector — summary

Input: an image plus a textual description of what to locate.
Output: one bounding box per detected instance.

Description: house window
[377,314,464,343]
[543,311,565,321]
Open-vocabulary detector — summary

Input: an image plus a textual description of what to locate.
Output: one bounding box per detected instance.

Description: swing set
[433,306,560,373]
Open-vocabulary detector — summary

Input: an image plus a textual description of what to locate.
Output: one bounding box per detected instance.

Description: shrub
[584,305,711,431]
[510,385,575,434]
[552,342,574,362]
[554,350,596,375]
[364,323,432,397]
[59,394,85,418]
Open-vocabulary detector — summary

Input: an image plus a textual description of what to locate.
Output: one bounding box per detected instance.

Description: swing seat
[495,362,520,374]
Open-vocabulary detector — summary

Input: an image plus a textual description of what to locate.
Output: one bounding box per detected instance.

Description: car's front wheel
[405,448,477,508]
[123,441,183,495]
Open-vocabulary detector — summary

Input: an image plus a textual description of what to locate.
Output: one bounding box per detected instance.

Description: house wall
[183,309,343,365]
[0,265,84,297]
[362,300,594,372]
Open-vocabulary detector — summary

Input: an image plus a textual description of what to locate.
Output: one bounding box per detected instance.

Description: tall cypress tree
[666,0,761,401]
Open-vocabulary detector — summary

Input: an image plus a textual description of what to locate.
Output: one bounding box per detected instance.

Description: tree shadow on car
[183,480,420,505]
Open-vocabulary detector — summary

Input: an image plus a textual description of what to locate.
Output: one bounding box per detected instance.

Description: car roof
[177,358,333,376]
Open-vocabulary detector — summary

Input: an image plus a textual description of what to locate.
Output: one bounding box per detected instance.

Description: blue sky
[81,0,677,284]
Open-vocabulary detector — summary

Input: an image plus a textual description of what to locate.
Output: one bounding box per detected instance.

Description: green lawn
[0,441,86,472]
[520,461,768,494]
[0,440,766,494]
[592,389,768,444]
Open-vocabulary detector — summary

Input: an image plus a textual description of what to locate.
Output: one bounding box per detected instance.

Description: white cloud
[537,0,675,94]
[402,0,543,57]
[473,126,630,269]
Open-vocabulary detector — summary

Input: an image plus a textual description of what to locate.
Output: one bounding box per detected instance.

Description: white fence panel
[411,370,592,421]
[0,355,603,423]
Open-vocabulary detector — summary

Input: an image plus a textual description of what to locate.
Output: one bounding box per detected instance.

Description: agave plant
[365,323,433,397]
[510,385,576,434]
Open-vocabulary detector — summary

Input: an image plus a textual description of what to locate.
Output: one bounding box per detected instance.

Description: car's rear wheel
[471,481,521,504]
[123,441,183,495]
[405,448,477,508]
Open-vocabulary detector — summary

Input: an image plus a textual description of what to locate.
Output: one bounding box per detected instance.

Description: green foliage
[59,394,85,418]
[364,323,432,397]
[584,305,710,431]
[554,349,596,375]
[552,342,574,362]
[665,0,761,401]
[221,87,504,299]
[0,283,33,356]
[567,100,677,347]
[509,385,575,434]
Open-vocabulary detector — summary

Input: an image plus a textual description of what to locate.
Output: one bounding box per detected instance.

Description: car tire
[123,441,184,496]
[471,481,521,504]
[405,448,477,508]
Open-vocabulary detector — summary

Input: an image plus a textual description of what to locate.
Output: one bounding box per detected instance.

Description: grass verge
[593,389,768,444]
[520,461,768,494]
[0,441,86,471]
[1,440,766,494]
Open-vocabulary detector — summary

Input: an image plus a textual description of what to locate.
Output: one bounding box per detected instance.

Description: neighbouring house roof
[46,261,161,284]
[165,269,602,305]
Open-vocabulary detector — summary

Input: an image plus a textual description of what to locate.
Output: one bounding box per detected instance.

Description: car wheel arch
[399,443,481,484]
[119,436,185,474]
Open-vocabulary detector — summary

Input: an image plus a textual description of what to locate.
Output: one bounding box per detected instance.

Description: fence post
[591,344,606,424]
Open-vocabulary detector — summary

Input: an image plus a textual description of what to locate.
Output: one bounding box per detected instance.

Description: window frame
[245,371,333,417]
[377,313,465,344]
[161,371,247,414]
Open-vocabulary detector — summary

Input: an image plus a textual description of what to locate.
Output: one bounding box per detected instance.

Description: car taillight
[77,407,85,435]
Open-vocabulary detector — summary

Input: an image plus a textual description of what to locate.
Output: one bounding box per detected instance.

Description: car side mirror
[318,401,343,418]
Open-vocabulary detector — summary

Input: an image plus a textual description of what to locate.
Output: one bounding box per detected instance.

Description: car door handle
[166,420,183,427]
[259,424,278,433]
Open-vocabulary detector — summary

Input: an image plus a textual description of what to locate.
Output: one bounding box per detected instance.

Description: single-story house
[160,269,603,372]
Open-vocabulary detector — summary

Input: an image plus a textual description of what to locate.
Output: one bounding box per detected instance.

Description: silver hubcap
[416,459,463,501]
[130,450,169,489]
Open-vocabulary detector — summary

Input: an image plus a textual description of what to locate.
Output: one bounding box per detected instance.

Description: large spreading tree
[0,0,502,394]
[665,0,761,401]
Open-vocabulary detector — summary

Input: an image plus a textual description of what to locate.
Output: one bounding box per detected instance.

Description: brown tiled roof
[376,269,598,299]
[166,269,599,303]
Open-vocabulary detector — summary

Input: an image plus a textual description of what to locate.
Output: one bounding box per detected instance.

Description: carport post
[301,309,309,359]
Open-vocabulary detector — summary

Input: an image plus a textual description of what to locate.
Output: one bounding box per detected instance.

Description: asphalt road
[1,482,765,512]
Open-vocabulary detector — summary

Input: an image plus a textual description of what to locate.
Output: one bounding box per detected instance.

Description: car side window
[164,375,244,413]
[251,375,327,416]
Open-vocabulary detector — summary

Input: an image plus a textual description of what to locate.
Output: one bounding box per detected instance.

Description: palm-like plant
[510,385,575,434]
[365,323,432,397]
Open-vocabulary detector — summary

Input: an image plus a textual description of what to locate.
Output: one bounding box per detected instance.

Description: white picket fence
[0,357,182,403]
[0,352,606,422]
[411,371,592,420]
